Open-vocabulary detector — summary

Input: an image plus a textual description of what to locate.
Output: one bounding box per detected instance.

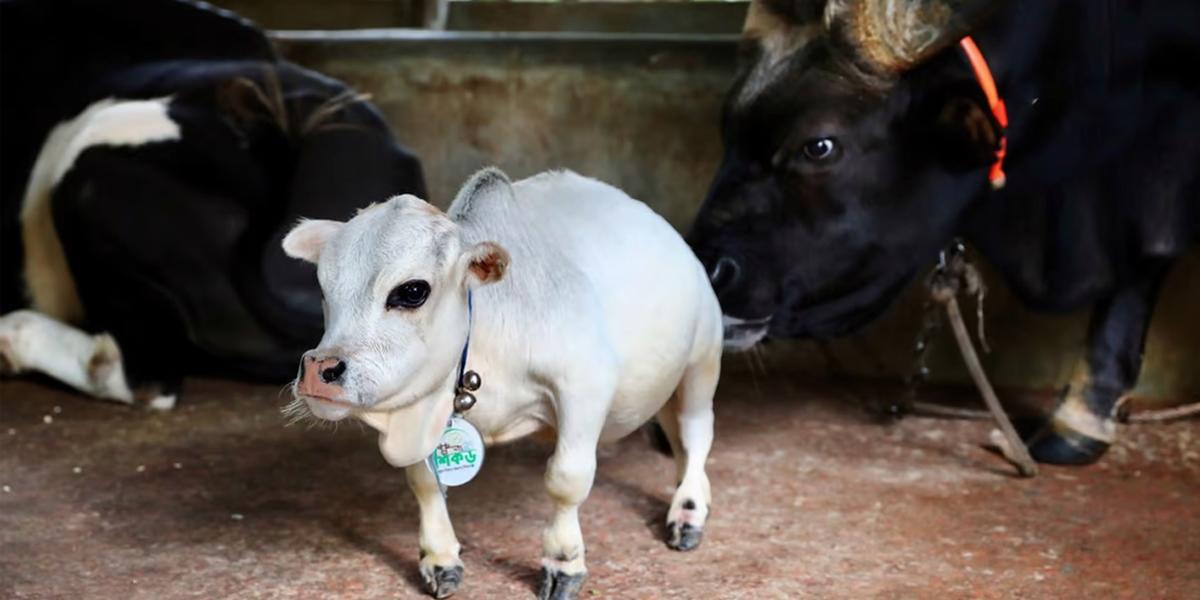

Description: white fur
[286,169,723,592]
[20,97,181,323]
[0,310,133,404]
[147,394,178,411]
[1053,360,1118,442]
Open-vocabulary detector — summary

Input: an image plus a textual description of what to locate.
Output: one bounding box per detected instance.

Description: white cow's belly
[600,378,682,442]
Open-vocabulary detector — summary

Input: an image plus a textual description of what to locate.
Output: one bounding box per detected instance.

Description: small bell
[454,391,477,413]
[461,370,482,392]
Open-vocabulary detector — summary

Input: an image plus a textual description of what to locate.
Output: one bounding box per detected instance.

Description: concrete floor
[1,367,1197,599]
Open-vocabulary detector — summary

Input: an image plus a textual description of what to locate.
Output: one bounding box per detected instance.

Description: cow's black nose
[708,256,742,294]
[320,360,347,384]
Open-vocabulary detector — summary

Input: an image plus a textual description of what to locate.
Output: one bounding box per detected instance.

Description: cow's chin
[302,396,356,421]
[769,273,913,339]
[722,314,771,351]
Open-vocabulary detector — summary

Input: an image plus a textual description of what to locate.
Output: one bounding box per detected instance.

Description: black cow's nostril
[708,256,742,293]
[320,360,347,384]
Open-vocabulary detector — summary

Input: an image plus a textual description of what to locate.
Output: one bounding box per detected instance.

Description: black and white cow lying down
[0,0,426,407]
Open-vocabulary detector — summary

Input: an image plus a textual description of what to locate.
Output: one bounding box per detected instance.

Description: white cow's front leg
[0,310,133,404]
[539,417,603,600]
[405,462,463,599]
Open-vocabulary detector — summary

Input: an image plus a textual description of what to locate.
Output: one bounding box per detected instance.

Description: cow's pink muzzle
[296,354,348,402]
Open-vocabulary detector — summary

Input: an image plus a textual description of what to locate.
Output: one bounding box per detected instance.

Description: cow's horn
[832,0,1002,72]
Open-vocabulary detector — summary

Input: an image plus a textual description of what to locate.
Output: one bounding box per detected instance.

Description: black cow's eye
[386,280,431,310]
[801,137,838,162]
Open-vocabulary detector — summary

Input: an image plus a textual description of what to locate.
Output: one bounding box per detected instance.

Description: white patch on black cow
[20,97,181,322]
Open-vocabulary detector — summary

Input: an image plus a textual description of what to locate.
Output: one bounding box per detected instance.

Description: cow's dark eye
[801,138,838,162]
[386,280,430,310]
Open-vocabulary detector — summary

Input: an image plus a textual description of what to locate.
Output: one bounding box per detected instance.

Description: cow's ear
[460,241,510,287]
[282,219,343,263]
[933,95,1001,169]
[450,167,513,219]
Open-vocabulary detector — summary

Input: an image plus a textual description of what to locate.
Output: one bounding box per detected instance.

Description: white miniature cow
[282,168,722,599]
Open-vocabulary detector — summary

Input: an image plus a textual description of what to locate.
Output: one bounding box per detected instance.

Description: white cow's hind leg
[405,462,463,599]
[0,310,133,404]
[657,349,719,551]
[539,394,607,600]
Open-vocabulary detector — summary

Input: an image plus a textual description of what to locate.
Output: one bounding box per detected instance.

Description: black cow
[688,0,1198,465]
[0,0,426,406]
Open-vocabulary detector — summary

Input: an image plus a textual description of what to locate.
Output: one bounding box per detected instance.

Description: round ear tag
[429,416,485,486]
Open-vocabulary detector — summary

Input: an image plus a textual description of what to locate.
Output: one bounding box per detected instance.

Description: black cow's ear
[933,95,1001,169]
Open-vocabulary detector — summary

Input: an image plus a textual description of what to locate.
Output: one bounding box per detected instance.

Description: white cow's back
[453,171,721,440]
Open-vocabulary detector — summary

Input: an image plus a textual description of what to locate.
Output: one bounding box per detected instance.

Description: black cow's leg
[117,330,186,410]
[1026,262,1172,465]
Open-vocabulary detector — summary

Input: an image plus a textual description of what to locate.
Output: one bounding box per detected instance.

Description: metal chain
[901,239,982,413]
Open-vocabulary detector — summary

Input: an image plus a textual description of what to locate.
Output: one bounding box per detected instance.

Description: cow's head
[236,65,429,353]
[281,175,509,425]
[689,0,1001,347]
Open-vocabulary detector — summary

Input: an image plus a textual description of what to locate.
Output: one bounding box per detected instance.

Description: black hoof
[1026,427,1111,466]
[421,564,463,599]
[537,567,585,600]
[666,521,703,552]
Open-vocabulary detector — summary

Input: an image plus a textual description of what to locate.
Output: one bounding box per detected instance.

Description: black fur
[688,0,1199,464]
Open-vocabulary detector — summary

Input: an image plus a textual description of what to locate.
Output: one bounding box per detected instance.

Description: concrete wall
[277,31,735,230]
[274,30,1199,403]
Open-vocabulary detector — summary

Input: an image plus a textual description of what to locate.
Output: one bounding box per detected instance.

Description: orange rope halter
[959,36,1009,190]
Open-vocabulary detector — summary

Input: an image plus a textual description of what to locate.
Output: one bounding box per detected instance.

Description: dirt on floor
[1,366,1197,600]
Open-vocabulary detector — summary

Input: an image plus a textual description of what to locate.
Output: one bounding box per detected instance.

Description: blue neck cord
[456,290,473,390]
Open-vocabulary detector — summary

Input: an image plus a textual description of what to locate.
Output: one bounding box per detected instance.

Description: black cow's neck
[952,0,1160,312]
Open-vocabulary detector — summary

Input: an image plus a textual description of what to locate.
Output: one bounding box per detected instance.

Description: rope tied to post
[927,242,1038,478]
